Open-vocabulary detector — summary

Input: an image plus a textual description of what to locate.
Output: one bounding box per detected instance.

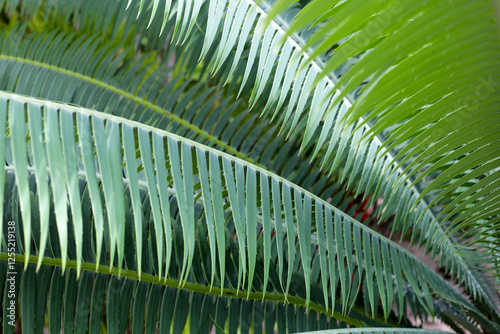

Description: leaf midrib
[0,252,401,328]
[0,54,256,164]
[1,90,438,268]
[7,91,489,317]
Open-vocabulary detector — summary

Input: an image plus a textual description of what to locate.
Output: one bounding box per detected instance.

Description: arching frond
[2,91,497,332]
[265,0,500,271]
[3,0,499,271]
[0,0,498,331]
[115,0,499,314]
[0,23,377,241]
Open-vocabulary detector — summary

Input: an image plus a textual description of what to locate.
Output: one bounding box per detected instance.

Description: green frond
[2,91,497,332]
[128,0,499,292]
[0,22,376,229]
[265,0,500,273]
[4,3,494,308]
[1,0,499,332]
[149,0,499,316]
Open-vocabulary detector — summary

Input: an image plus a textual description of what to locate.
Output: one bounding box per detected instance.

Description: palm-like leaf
[2,91,497,332]
[264,0,500,269]
[120,0,499,313]
[0,23,363,210]
[0,0,499,332]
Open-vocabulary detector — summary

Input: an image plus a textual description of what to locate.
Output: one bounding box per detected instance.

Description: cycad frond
[0,23,373,224]
[119,0,499,315]
[3,91,497,332]
[266,0,500,269]
[1,0,499,331]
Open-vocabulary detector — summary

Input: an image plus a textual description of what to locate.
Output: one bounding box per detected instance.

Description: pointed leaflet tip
[159,0,172,36]
[36,258,42,273]
[136,0,146,19]
[147,0,160,29]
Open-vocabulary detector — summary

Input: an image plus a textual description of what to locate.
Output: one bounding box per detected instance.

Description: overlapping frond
[4,0,499,267]
[117,0,499,313]
[0,23,372,222]
[4,0,496,299]
[2,92,497,332]
[0,0,499,331]
[267,0,500,269]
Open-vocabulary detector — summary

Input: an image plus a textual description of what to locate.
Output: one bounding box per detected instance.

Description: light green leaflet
[44,106,69,271]
[314,201,329,312]
[213,0,246,73]
[77,113,105,271]
[246,167,258,298]
[222,155,247,292]
[9,99,31,268]
[209,151,227,293]
[27,103,50,271]
[139,128,165,279]
[196,147,218,288]
[60,109,84,276]
[282,183,295,301]
[260,173,272,299]
[168,137,196,286]
[122,124,144,277]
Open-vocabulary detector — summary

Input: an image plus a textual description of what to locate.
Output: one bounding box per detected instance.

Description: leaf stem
[0,252,401,328]
[0,55,254,164]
